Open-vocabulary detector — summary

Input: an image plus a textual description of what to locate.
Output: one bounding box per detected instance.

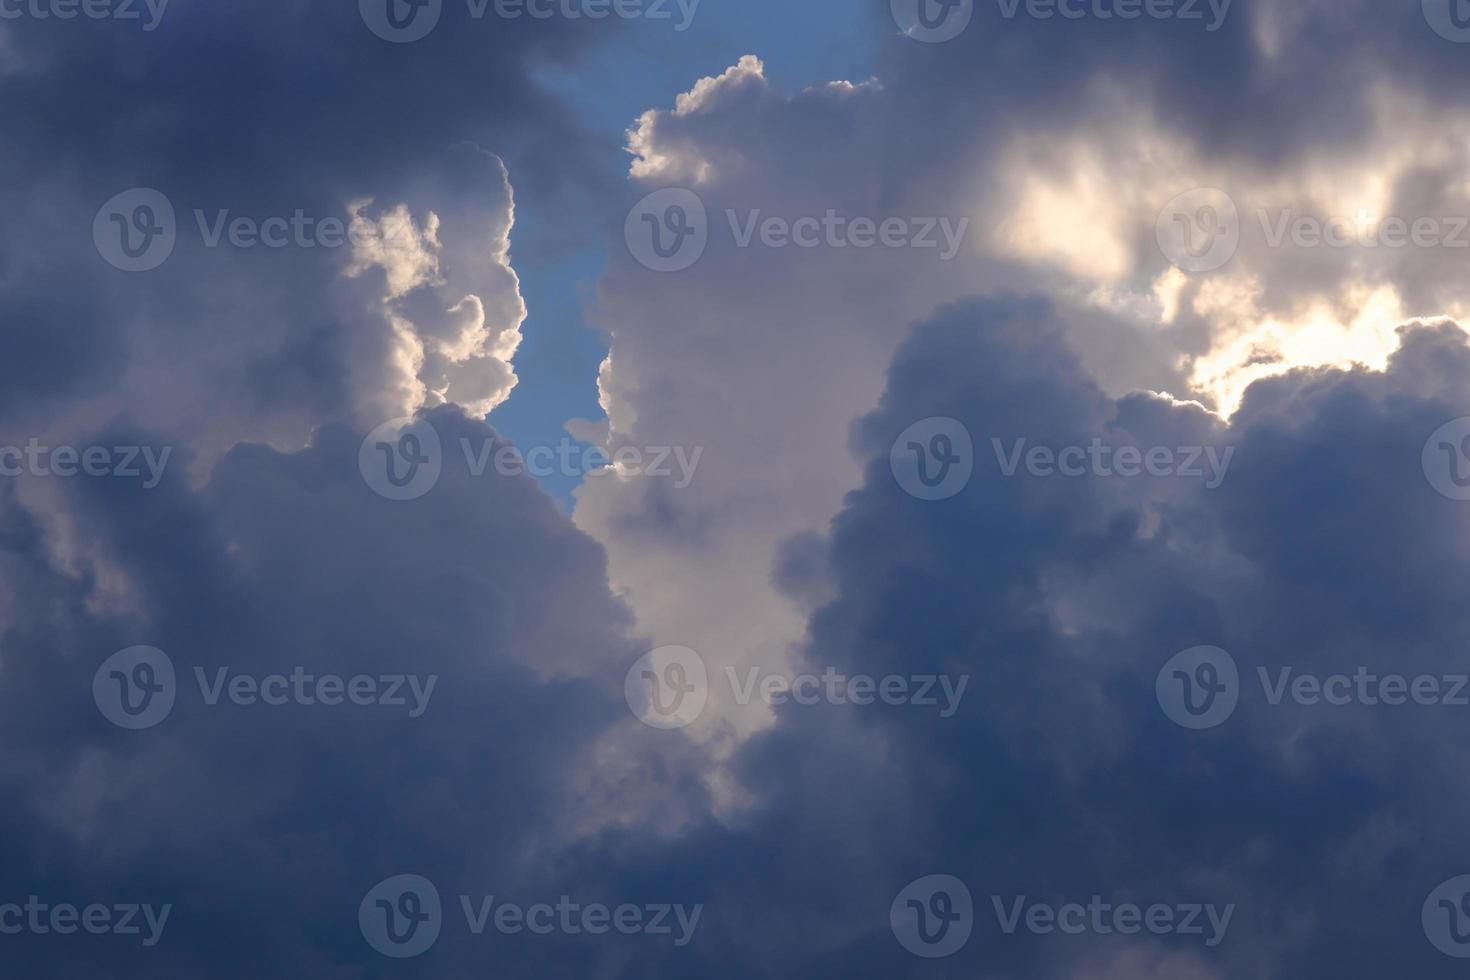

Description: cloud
[343,145,528,423]
[0,408,665,976]
[579,54,1194,748]
[9,3,1470,976]
[713,296,1470,978]
[0,1,610,468]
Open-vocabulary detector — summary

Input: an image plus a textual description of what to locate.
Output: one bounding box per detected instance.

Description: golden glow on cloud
[991,84,1470,417]
[997,160,1133,281]
[1189,284,1405,415]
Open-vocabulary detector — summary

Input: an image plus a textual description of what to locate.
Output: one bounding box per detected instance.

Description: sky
[9,1,1470,978]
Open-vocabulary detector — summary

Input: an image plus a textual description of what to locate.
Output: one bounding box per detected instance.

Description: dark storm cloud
[0,407,683,977]
[874,0,1459,175]
[9,1,1470,977]
[703,297,1470,978]
[0,0,616,430]
[858,0,1470,328]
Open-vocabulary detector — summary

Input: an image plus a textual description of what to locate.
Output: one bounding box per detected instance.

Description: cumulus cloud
[0,2,605,471]
[9,2,1470,976]
[0,408,660,977]
[715,297,1470,978]
[343,146,528,424]
[578,4,1470,765]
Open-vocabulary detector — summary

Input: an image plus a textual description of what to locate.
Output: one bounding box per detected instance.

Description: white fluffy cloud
[577,57,990,748]
[344,148,527,425]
